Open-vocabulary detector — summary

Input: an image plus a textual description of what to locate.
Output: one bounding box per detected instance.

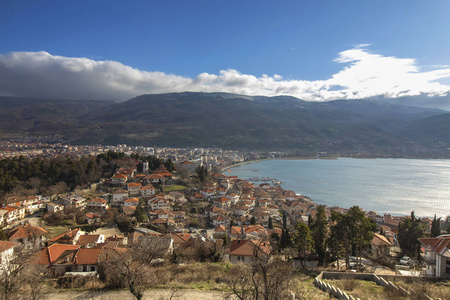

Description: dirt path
[44,288,229,299]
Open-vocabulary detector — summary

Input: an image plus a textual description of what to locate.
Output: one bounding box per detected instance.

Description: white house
[112,190,129,203]
[419,234,450,277]
[0,241,19,268]
[140,185,156,196]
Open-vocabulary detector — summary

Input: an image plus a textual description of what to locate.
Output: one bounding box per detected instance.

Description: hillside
[0,92,449,155]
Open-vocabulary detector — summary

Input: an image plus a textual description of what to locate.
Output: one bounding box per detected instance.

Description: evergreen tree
[398,211,425,258]
[250,215,256,225]
[134,202,146,223]
[307,214,314,229]
[195,166,208,183]
[282,212,287,229]
[430,214,441,237]
[286,228,292,247]
[280,229,287,249]
[293,221,313,267]
[311,205,328,265]
[268,216,273,229]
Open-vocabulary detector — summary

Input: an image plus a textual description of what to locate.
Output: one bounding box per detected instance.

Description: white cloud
[0,47,449,101]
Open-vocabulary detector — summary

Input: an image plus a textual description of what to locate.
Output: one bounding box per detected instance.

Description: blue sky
[1,0,450,101]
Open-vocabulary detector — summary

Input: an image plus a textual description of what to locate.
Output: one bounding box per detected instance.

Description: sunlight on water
[231,158,450,218]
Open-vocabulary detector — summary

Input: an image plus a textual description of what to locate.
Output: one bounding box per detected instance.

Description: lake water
[228,158,450,218]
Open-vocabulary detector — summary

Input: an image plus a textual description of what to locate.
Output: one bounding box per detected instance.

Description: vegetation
[2,93,450,155]
[310,205,328,265]
[398,211,426,257]
[0,154,116,197]
[329,206,377,269]
[431,214,441,237]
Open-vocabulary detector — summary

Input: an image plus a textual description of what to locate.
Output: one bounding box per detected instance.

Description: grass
[325,279,393,300]
[163,185,189,192]
[42,224,74,239]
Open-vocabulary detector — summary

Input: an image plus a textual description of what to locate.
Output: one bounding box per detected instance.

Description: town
[0,145,449,299]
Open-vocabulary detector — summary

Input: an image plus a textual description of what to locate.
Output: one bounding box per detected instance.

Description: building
[419,234,450,277]
[229,239,271,263]
[7,222,47,250]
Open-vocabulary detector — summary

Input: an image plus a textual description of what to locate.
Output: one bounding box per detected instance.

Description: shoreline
[223,157,448,219]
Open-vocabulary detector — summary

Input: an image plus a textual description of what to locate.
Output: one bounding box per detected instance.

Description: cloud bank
[0,47,449,101]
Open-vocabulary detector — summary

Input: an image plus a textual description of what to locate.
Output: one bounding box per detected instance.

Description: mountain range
[1,92,449,156]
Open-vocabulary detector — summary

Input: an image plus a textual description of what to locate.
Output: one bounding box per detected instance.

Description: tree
[225,240,293,300]
[268,216,273,229]
[311,205,328,265]
[134,202,146,224]
[250,216,256,225]
[397,211,425,258]
[195,166,208,183]
[330,206,376,269]
[293,221,312,268]
[430,214,441,237]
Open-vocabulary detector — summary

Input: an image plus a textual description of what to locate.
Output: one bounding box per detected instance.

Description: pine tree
[250,216,256,225]
[280,229,286,249]
[268,216,273,229]
[430,214,441,237]
[312,205,328,265]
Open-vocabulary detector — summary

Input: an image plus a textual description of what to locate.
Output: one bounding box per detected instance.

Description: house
[60,196,86,209]
[0,209,14,224]
[229,239,271,263]
[53,247,125,276]
[149,197,171,211]
[140,185,156,196]
[86,197,108,212]
[371,233,393,257]
[111,173,128,185]
[112,189,129,204]
[214,225,227,236]
[7,222,47,250]
[47,228,83,246]
[76,234,105,248]
[214,197,231,208]
[151,218,176,231]
[47,203,64,214]
[123,198,139,207]
[170,233,192,247]
[30,244,81,275]
[0,241,19,267]
[2,206,26,223]
[127,182,142,196]
[419,234,450,277]
[211,214,229,227]
[230,226,243,239]
[205,206,225,219]
[144,174,165,184]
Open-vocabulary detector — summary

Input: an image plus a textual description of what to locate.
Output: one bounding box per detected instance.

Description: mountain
[0,92,449,156]
[374,94,450,111]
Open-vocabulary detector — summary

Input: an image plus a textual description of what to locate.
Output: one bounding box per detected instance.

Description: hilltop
[0,92,448,156]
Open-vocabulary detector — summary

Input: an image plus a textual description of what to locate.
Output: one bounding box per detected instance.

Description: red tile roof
[31,244,80,265]
[0,240,19,252]
[8,222,47,241]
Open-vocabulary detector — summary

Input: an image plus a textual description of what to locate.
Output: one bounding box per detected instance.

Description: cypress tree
[268,216,273,229]
[430,214,441,237]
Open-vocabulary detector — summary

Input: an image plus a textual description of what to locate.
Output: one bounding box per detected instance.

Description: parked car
[400,256,411,265]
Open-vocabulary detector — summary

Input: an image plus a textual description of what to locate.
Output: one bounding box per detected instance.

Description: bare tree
[225,240,294,300]
[21,265,48,300]
[100,236,171,300]
[100,248,150,300]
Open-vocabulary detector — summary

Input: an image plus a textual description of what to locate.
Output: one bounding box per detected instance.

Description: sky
[1,0,450,102]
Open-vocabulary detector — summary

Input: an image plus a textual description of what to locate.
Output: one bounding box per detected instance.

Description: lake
[228,158,450,218]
